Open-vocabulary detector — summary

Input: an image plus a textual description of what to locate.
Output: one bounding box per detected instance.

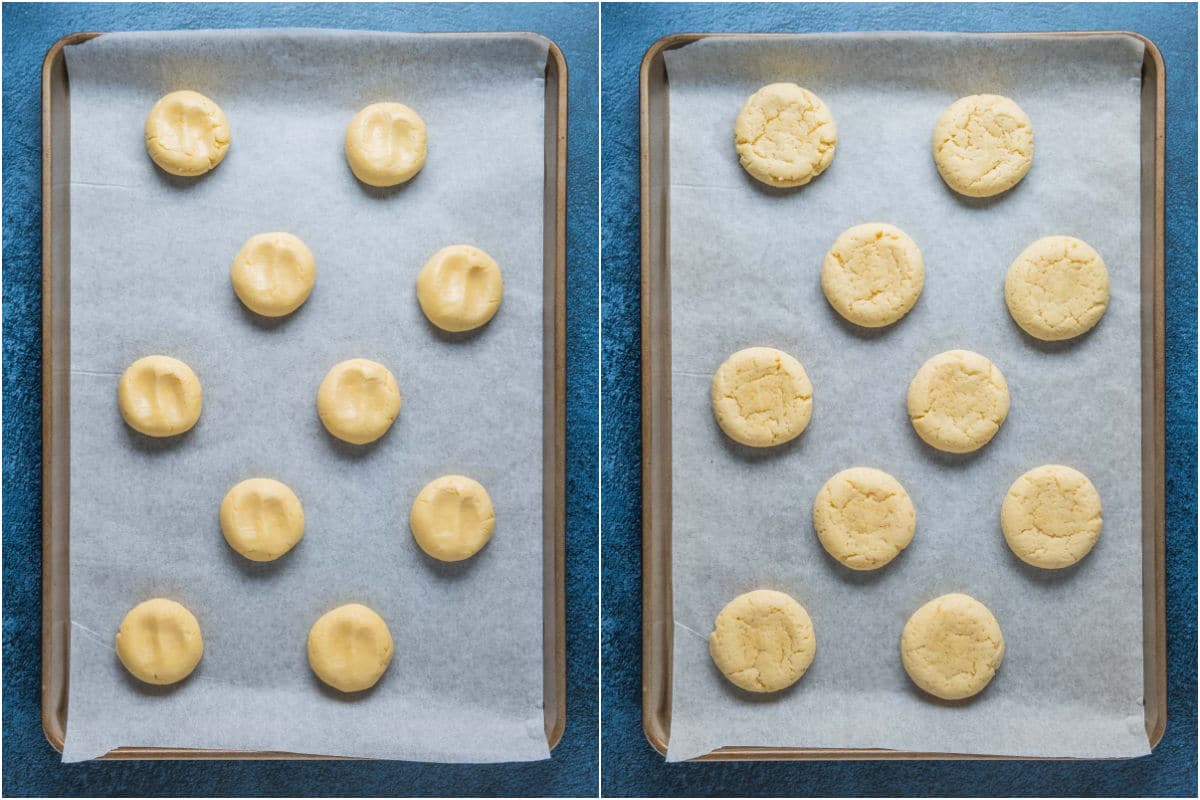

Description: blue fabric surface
[600,3,1196,796]
[2,3,597,795]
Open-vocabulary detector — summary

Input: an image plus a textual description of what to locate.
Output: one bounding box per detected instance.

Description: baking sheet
[62,29,550,763]
[664,33,1149,761]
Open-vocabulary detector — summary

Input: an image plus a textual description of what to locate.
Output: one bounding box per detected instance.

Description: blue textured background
[1,3,597,796]
[600,3,1196,796]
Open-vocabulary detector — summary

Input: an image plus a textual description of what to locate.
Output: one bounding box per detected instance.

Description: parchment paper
[665,34,1149,760]
[63,29,549,762]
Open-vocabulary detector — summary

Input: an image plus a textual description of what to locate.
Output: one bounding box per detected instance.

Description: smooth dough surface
[307,604,394,693]
[144,90,230,177]
[709,589,816,693]
[813,467,916,570]
[231,233,316,317]
[711,347,813,447]
[907,350,1009,454]
[417,245,504,332]
[317,359,401,445]
[115,598,204,685]
[734,83,837,188]
[1002,464,1103,569]
[118,355,203,438]
[1005,236,1110,341]
[410,475,496,562]
[822,223,925,327]
[345,102,427,187]
[901,593,1004,700]
[220,478,305,562]
[933,94,1033,197]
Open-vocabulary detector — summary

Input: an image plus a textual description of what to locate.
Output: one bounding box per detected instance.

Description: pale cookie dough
[144,90,230,177]
[231,233,316,317]
[822,223,925,327]
[709,589,816,693]
[933,94,1033,197]
[317,359,401,445]
[734,83,837,188]
[410,475,496,562]
[118,355,203,438]
[907,350,1009,454]
[220,478,305,562]
[115,598,203,685]
[307,604,394,693]
[417,245,504,332]
[1005,236,1110,341]
[1002,464,1103,569]
[901,593,1004,700]
[812,467,916,570]
[345,102,427,187]
[711,347,813,447]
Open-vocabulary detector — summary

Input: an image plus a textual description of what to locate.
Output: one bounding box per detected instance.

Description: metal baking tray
[41,30,567,759]
[640,31,1165,761]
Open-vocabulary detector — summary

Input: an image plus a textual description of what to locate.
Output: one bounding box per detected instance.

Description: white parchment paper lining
[665,33,1149,761]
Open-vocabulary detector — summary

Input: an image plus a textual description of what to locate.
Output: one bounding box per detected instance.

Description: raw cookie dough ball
[1001,464,1102,569]
[220,478,305,562]
[711,347,813,448]
[144,90,230,177]
[317,359,402,445]
[344,102,427,187]
[813,467,916,570]
[410,475,496,562]
[118,355,203,438]
[822,223,925,327]
[230,233,316,317]
[907,350,1009,454]
[307,604,394,693]
[115,598,203,685]
[709,589,816,693]
[1005,236,1110,341]
[901,593,1004,700]
[933,94,1033,197]
[417,245,504,332]
[734,83,837,188]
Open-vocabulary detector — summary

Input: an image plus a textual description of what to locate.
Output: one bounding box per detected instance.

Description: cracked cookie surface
[822,223,925,328]
[709,589,815,693]
[813,467,915,570]
[1002,464,1103,569]
[734,83,837,188]
[1005,236,1110,341]
[711,347,813,447]
[907,349,1009,454]
[933,94,1033,197]
[901,593,1004,700]
[144,90,230,177]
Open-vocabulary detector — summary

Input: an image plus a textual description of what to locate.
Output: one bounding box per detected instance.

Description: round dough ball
[118,355,203,438]
[907,350,1009,454]
[410,475,496,562]
[144,90,230,177]
[230,233,316,317]
[711,347,813,448]
[1005,236,1110,341]
[734,83,837,188]
[344,102,427,187]
[709,589,816,693]
[317,359,401,445]
[901,593,1004,700]
[417,245,504,332]
[220,478,305,562]
[822,223,925,327]
[1002,464,1102,569]
[813,467,916,570]
[115,598,203,685]
[307,604,394,693]
[933,94,1033,197]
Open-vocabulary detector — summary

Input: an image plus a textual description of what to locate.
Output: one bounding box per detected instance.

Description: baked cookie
[345,102,427,187]
[410,475,496,562]
[317,359,401,445]
[115,598,203,685]
[734,83,837,188]
[822,223,925,327]
[901,593,1004,700]
[1001,464,1102,569]
[118,355,203,438]
[144,90,230,177]
[307,604,394,693]
[813,467,916,570]
[933,94,1033,197]
[417,245,504,332]
[1005,236,1110,341]
[711,347,813,447]
[709,589,816,693]
[220,478,305,562]
[907,350,1009,453]
[231,233,316,318]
